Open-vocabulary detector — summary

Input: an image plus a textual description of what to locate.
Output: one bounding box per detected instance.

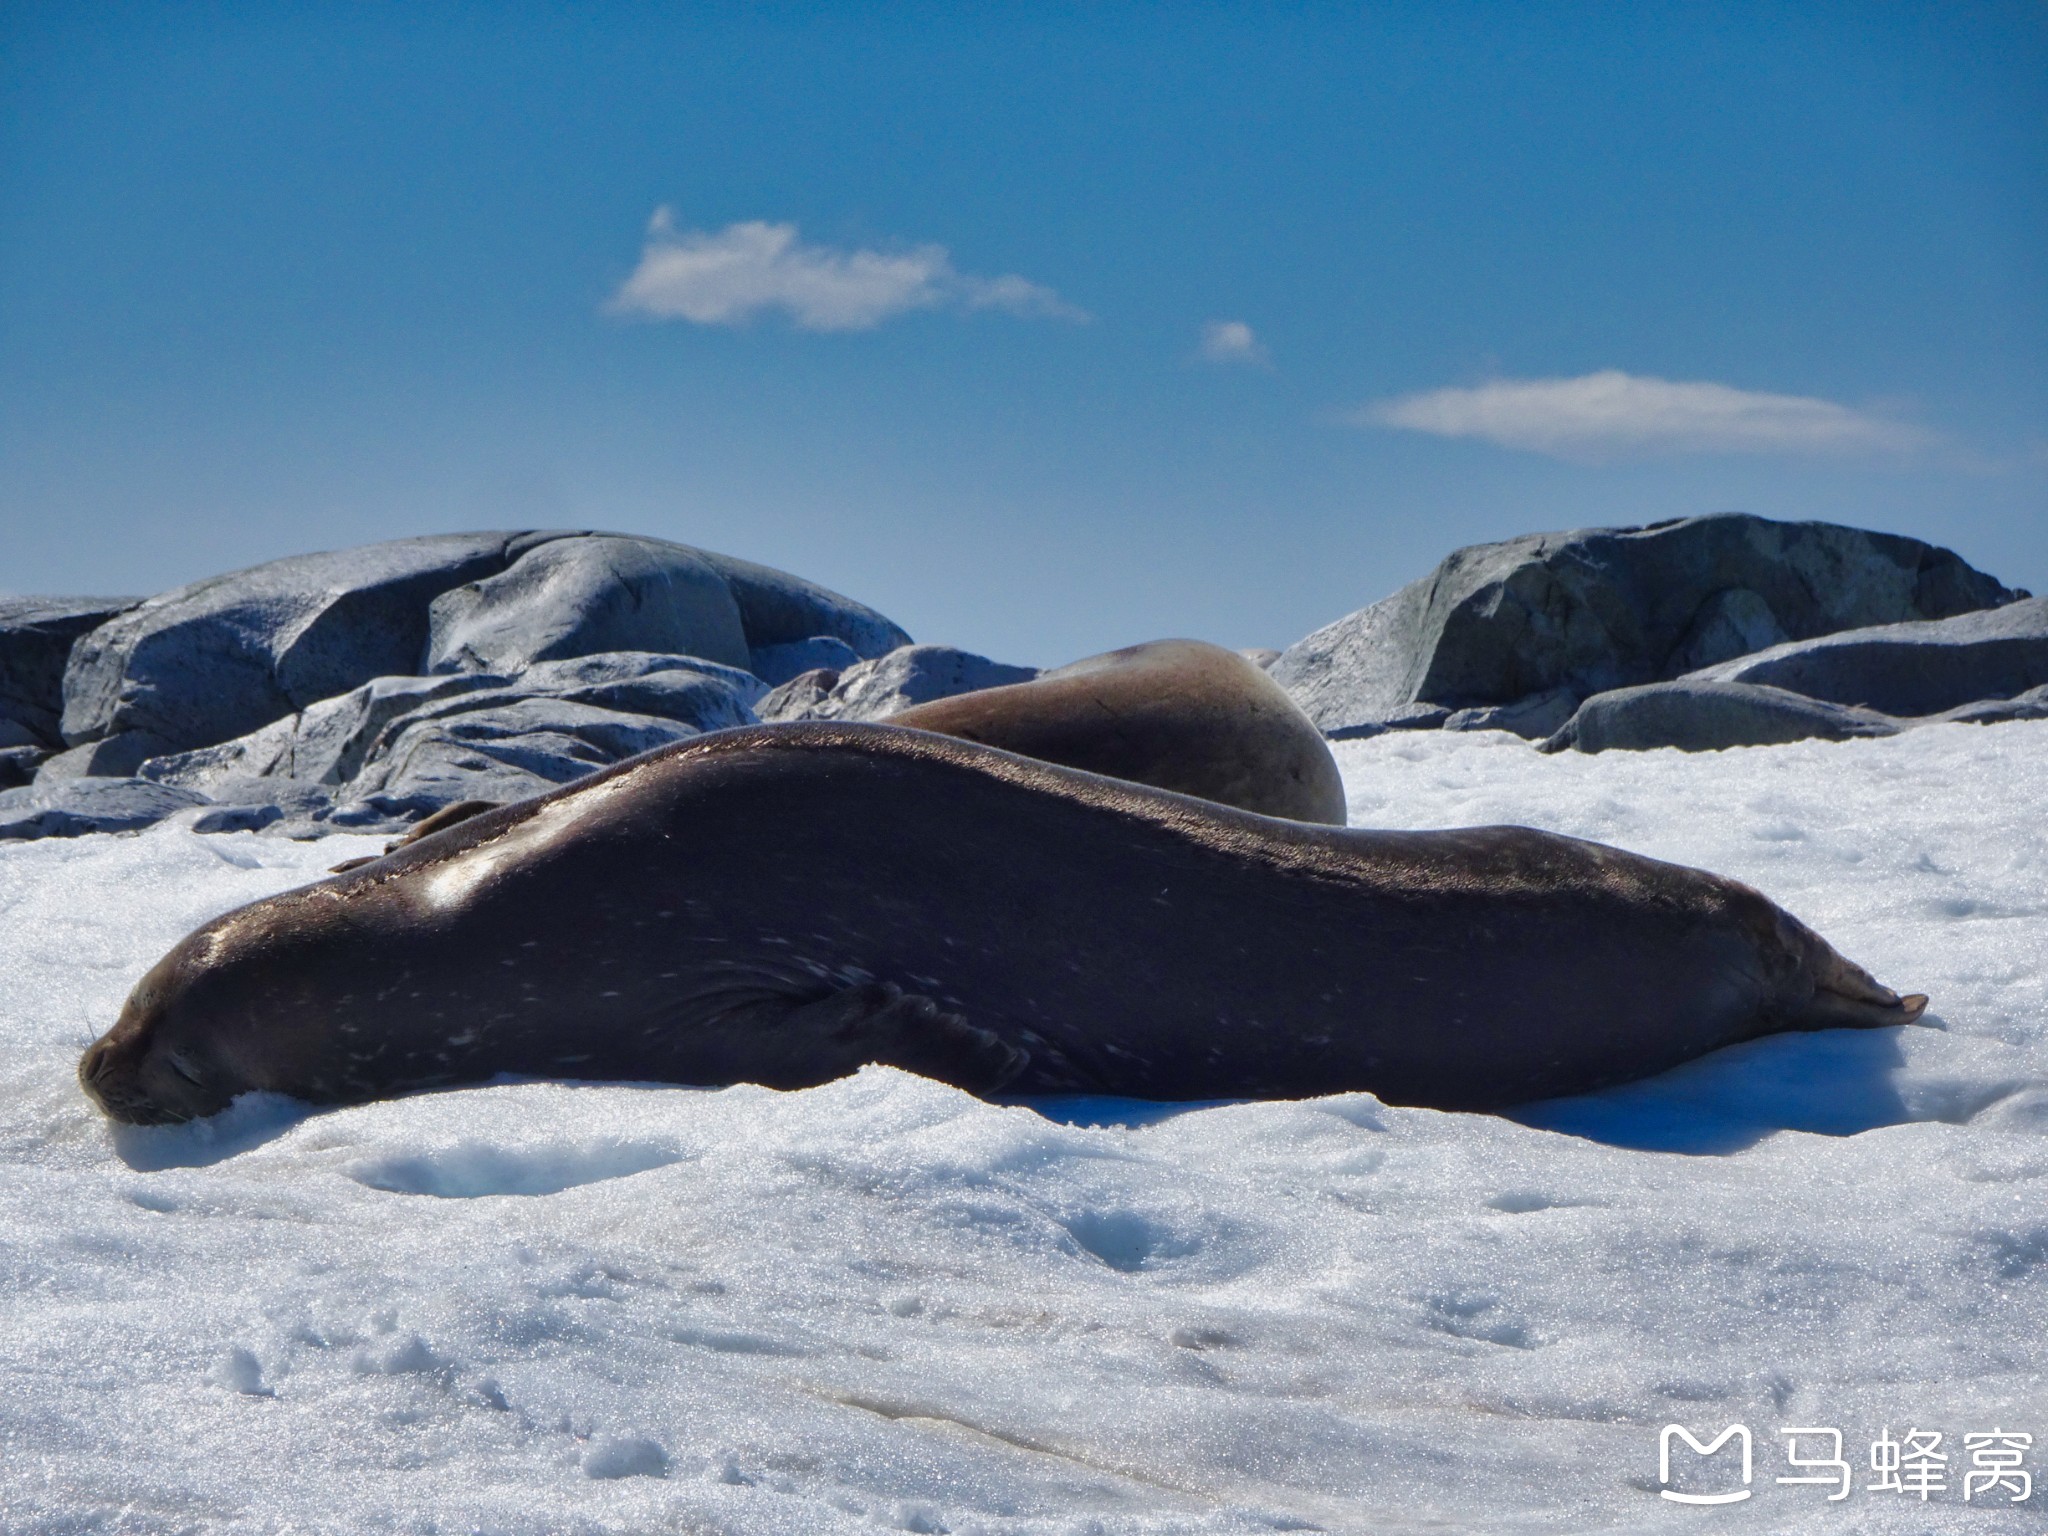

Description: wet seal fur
[892,638,1346,824]
[81,722,1927,1125]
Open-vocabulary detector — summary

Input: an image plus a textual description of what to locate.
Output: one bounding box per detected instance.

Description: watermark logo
[1656,1424,2033,1508]
[1659,1424,1752,1504]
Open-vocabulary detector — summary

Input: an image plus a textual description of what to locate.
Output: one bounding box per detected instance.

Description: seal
[891,638,1346,824]
[78,722,1927,1125]
[332,638,1346,864]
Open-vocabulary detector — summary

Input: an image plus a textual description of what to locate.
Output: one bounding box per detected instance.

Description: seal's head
[78,920,285,1125]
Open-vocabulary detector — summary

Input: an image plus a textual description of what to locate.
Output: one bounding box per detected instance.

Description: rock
[772,645,1039,722]
[1663,586,1789,675]
[58,532,909,766]
[140,674,507,793]
[1685,596,2048,718]
[143,652,760,801]
[1326,704,1453,742]
[748,636,863,687]
[1539,681,1900,754]
[61,533,530,759]
[0,777,210,841]
[511,651,765,723]
[0,716,45,751]
[1442,687,1581,739]
[349,696,700,805]
[756,668,841,723]
[699,550,910,663]
[1930,684,2048,726]
[0,597,138,749]
[424,537,752,674]
[35,733,182,782]
[1238,648,1282,669]
[0,746,46,790]
[1271,514,2024,735]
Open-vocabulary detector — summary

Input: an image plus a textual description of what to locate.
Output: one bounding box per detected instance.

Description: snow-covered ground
[2,724,2043,1534]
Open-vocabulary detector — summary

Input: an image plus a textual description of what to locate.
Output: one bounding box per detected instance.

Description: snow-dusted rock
[1685,594,2048,718]
[0,596,137,750]
[1540,680,1900,754]
[1272,514,2023,735]
[766,644,1039,723]
[0,776,208,840]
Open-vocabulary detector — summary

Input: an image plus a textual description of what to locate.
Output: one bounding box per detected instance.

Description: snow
[2,724,2044,1533]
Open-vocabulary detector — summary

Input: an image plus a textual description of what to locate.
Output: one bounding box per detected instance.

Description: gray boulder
[1685,596,2048,718]
[61,533,532,765]
[1272,514,2024,735]
[423,536,752,673]
[1540,681,1900,754]
[1442,688,1580,740]
[0,777,209,841]
[756,668,843,723]
[0,597,138,749]
[58,531,910,770]
[0,746,44,789]
[699,551,910,670]
[1931,684,2048,726]
[763,645,1038,723]
[349,696,701,806]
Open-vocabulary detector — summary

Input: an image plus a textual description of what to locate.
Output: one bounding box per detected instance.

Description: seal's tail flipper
[1795,943,1931,1031]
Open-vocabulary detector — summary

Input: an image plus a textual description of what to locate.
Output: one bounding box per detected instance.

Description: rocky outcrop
[1684,596,2048,719]
[55,532,909,771]
[0,778,210,841]
[757,645,1038,724]
[1539,681,1900,754]
[1538,601,2048,753]
[142,652,764,820]
[0,597,138,758]
[1273,514,2024,736]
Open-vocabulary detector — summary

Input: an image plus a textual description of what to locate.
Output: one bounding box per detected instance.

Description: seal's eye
[164,1050,205,1086]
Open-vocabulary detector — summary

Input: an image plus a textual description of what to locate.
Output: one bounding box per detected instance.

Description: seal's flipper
[772,981,1029,1093]
[388,799,501,851]
[328,800,504,875]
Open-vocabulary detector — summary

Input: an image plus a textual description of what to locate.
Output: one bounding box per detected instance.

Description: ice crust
[1,724,2043,1532]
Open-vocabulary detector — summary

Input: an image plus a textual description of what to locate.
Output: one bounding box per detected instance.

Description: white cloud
[607,210,1087,331]
[1199,320,1269,366]
[1356,369,1932,460]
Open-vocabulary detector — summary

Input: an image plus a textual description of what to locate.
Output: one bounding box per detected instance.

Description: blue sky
[3,3,2043,665]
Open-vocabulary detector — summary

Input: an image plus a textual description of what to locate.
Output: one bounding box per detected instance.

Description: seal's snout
[78,1032,164,1124]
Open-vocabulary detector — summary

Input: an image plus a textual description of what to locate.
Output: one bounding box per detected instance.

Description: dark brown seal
[79,722,1926,1125]
[893,638,1346,824]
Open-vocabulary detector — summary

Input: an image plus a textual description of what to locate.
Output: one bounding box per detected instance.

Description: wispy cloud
[607,210,1087,331]
[1198,320,1269,367]
[1355,369,1933,460]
